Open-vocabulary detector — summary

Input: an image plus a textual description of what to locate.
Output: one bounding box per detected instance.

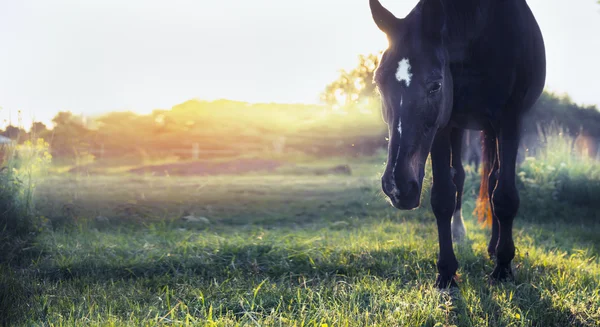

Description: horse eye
[429,82,442,94]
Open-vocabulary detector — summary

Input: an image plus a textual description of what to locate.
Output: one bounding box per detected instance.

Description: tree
[1,125,26,140]
[30,122,48,138]
[321,53,380,107]
[48,111,93,158]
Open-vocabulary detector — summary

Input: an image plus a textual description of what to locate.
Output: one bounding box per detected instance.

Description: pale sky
[1,0,599,128]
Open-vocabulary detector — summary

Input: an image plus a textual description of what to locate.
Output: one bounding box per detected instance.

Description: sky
[0,0,599,128]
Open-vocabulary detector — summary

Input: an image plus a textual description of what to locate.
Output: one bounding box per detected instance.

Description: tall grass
[0,139,51,325]
[0,139,52,237]
[517,125,600,222]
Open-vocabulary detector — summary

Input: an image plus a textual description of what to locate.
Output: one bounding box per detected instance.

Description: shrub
[0,139,52,236]
[517,126,600,222]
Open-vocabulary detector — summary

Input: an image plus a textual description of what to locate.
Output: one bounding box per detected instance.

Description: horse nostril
[399,180,419,198]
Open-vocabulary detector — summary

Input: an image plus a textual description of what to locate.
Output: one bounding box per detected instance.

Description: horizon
[1,0,600,129]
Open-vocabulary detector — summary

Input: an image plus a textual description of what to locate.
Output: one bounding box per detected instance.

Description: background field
[1,140,600,326]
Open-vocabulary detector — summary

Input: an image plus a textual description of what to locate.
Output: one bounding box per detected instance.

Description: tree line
[1,53,599,162]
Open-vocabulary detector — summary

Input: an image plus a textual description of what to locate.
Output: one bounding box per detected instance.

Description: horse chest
[449,67,500,130]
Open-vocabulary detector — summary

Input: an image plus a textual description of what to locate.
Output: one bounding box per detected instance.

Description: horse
[370,0,546,288]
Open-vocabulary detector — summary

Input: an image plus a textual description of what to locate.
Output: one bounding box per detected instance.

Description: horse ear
[369,0,402,35]
[422,0,445,40]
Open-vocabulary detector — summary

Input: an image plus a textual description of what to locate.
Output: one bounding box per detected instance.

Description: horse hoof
[435,274,459,289]
[490,264,514,283]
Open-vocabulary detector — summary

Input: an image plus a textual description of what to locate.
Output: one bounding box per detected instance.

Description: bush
[0,139,52,236]
[517,126,600,222]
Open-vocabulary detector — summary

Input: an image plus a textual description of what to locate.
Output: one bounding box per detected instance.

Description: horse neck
[440,0,493,45]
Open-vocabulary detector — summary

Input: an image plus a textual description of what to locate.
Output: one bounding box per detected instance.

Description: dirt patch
[128,158,284,176]
[279,164,353,176]
[315,164,352,176]
[68,159,351,177]
[68,165,96,174]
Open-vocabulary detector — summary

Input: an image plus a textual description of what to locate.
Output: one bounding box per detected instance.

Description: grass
[1,156,599,327]
[0,139,52,235]
[519,127,600,214]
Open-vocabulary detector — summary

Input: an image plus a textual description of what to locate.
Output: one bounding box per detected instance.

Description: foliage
[0,139,52,236]
[517,126,600,222]
[321,53,380,108]
[1,125,26,140]
[48,111,92,158]
[1,122,47,143]
[0,101,388,164]
[524,92,600,139]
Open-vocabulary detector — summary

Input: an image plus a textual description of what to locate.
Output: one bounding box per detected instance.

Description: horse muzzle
[381,176,421,210]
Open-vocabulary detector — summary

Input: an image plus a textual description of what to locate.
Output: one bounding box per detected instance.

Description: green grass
[519,128,600,214]
[1,159,599,327]
[0,139,52,236]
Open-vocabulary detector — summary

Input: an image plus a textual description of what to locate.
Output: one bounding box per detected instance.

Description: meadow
[1,135,599,327]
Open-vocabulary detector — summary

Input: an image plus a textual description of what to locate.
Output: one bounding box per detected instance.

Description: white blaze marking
[391,95,402,195]
[398,96,403,136]
[395,58,412,86]
[390,89,406,199]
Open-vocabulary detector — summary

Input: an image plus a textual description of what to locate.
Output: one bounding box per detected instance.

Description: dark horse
[371,0,546,288]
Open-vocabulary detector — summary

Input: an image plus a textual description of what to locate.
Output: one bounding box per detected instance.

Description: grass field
[1,158,600,326]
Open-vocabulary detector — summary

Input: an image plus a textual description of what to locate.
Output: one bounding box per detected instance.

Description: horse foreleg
[431,128,459,288]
